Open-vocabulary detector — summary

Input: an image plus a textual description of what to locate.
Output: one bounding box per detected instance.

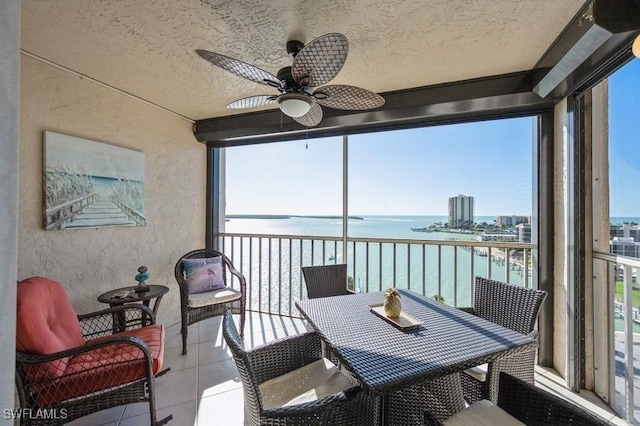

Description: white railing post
[623,264,634,421]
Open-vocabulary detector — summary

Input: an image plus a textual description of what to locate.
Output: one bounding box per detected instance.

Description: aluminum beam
[194,71,552,147]
[532,0,640,99]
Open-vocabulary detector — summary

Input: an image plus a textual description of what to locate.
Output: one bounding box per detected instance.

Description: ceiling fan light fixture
[633,34,640,59]
[277,93,313,118]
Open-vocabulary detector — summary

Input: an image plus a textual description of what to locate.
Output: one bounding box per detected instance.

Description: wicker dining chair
[222,308,380,425]
[15,277,171,426]
[174,249,246,354]
[459,277,547,403]
[431,372,608,425]
[301,263,353,368]
[302,264,351,299]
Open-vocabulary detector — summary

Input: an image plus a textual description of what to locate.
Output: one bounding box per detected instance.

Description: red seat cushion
[78,324,165,374]
[16,277,85,380]
[33,325,165,406]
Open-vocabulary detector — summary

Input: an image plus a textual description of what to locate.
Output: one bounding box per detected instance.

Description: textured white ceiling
[21,0,587,121]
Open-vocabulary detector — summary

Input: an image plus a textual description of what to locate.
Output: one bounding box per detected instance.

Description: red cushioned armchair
[15,277,172,426]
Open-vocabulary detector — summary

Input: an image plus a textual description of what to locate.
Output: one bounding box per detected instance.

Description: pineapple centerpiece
[383,288,402,318]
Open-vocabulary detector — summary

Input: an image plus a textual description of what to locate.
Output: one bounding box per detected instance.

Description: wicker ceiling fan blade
[293,101,323,127]
[291,33,348,87]
[313,85,385,110]
[196,49,280,88]
[227,95,277,109]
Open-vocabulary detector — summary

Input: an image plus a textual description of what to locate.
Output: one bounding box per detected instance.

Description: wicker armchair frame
[459,277,547,403]
[425,373,608,425]
[221,309,380,426]
[497,372,608,425]
[15,304,171,426]
[301,264,351,299]
[174,249,246,354]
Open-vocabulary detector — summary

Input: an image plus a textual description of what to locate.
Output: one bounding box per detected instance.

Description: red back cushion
[16,277,85,378]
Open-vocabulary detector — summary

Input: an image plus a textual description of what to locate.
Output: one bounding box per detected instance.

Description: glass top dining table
[295,289,537,424]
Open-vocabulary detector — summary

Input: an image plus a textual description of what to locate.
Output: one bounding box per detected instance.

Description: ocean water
[223,215,532,313]
[225,215,499,239]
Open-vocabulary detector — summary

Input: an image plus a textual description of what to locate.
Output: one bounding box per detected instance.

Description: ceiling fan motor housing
[277,66,309,93]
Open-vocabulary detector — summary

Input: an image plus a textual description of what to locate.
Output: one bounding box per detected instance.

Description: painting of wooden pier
[43,131,145,230]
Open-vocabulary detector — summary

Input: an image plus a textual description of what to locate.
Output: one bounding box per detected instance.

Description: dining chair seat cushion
[259,358,354,410]
[443,400,524,426]
[464,363,488,382]
[33,324,165,406]
[187,287,242,308]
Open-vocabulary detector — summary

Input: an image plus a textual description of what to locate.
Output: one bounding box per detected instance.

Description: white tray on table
[368,303,422,330]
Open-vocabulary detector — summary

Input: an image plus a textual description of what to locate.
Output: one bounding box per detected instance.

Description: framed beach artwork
[43,131,146,230]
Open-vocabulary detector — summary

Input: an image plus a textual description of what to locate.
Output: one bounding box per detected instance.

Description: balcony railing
[593,250,640,424]
[218,232,534,317]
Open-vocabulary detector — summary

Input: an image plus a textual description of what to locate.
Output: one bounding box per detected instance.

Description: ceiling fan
[196,33,385,127]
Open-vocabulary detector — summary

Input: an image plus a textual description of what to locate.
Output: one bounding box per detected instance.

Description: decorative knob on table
[134,266,151,293]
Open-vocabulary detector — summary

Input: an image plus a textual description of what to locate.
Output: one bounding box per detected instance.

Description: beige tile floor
[66,312,626,426]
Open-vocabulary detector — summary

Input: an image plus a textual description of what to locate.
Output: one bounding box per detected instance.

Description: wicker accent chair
[459,277,547,404]
[302,264,351,299]
[431,373,608,425]
[15,277,171,426]
[174,249,246,355]
[221,308,380,425]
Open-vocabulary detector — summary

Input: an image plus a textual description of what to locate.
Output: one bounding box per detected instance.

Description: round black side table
[98,285,169,331]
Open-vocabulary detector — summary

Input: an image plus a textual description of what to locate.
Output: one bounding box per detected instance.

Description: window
[219,117,536,313]
[347,119,534,303]
[224,137,342,236]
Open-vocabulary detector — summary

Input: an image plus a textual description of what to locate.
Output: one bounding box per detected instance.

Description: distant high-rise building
[448,194,474,228]
[609,223,640,241]
[516,223,532,243]
[610,237,640,258]
[497,215,529,228]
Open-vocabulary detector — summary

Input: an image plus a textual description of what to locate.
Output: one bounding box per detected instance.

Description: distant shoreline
[225,214,639,224]
[226,214,364,220]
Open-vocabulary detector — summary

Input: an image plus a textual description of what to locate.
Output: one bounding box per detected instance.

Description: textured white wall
[19,55,205,326]
[554,98,569,379]
[0,0,19,419]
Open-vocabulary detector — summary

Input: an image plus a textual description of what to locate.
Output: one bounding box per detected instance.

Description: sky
[225,116,534,216]
[608,58,640,217]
